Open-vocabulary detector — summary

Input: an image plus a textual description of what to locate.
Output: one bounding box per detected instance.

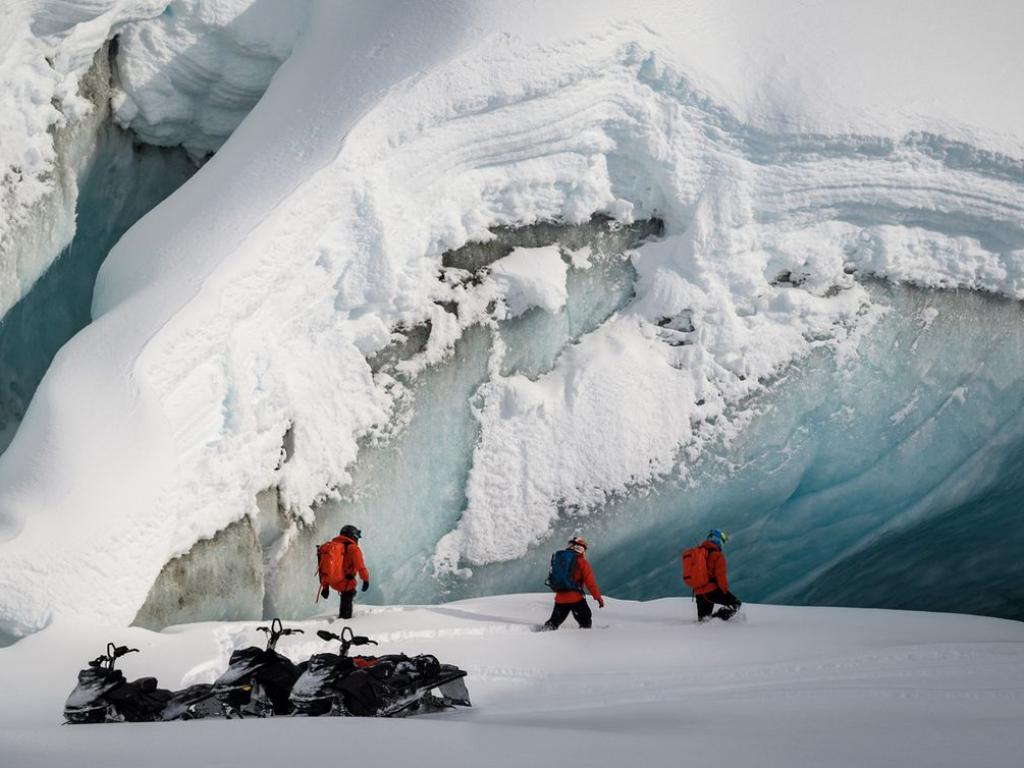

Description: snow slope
[2,1,1024,636]
[0,596,1022,768]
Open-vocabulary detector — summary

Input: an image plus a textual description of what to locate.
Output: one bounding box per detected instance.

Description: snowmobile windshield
[65,668,123,709]
[214,648,267,687]
[290,666,335,701]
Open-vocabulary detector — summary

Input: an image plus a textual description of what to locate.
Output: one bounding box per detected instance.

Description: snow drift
[2,0,1024,637]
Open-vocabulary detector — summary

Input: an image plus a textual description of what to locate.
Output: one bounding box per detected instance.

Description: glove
[597,597,605,609]
[361,580,370,592]
[320,585,330,600]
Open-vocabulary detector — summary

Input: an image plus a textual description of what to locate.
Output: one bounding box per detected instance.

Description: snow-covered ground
[1,595,1022,767]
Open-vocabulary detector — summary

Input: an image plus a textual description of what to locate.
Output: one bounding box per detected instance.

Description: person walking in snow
[682,528,742,622]
[316,524,370,619]
[543,536,604,630]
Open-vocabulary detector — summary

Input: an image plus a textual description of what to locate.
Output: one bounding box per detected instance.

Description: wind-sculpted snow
[112,0,312,157]
[2,1,1024,636]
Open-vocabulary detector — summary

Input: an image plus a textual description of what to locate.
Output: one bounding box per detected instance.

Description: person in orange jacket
[694,529,742,622]
[543,536,604,630]
[319,524,370,619]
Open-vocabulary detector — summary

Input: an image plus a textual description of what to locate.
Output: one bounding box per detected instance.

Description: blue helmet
[707,529,728,548]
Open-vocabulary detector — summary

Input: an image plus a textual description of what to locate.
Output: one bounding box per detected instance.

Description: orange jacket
[554,553,603,604]
[332,535,370,592]
[693,540,729,595]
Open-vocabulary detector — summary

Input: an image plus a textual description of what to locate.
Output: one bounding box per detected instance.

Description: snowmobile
[212,618,305,717]
[289,626,379,715]
[160,683,223,721]
[348,652,471,717]
[64,643,173,723]
[291,626,471,717]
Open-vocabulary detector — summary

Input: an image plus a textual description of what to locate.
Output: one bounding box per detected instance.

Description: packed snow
[487,245,568,318]
[1,596,1022,767]
[2,0,1024,638]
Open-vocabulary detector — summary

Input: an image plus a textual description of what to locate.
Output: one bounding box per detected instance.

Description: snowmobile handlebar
[256,618,303,649]
[316,626,377,654]
[87,643,140,670]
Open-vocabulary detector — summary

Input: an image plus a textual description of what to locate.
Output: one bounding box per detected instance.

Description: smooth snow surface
[1,597,1023,767]
[3,1,1024,635]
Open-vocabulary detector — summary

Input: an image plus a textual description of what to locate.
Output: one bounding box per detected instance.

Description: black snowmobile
[291,626,471,717]
[289,627,379,715]
[160,683,223,721]
[212,618,305,717]
[64,643,173,723]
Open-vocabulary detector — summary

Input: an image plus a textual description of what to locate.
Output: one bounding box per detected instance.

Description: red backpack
[316,539,351,597]
[681,546,710,590]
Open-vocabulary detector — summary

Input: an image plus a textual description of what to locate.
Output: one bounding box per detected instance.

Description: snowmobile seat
[136,677,159,692]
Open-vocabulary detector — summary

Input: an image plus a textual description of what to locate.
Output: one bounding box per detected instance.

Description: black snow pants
[696,588,741,621]
[339,590,356,619]
[544,598,593,630]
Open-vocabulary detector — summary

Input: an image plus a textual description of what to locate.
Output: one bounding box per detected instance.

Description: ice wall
[145,216,1024,625]
[452,279,1024,621]
[272,227,1024,622]
[261,219,660,617]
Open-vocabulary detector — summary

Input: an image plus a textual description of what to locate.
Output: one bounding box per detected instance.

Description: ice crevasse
[2,0,1024,638]
[0,0,310,451]
[0,0,303,313]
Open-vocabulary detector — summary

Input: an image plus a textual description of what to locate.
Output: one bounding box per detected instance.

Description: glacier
[2,0,1024,641]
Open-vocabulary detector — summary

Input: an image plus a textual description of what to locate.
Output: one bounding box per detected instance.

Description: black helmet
[340,524,362,541]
